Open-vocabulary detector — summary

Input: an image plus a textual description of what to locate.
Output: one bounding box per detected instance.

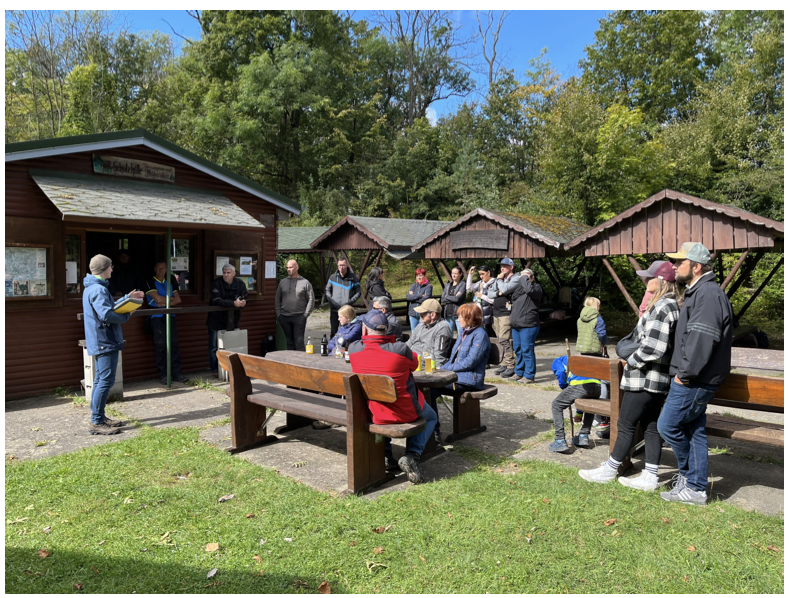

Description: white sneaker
[618,469,659,492]
[578,462,617,484]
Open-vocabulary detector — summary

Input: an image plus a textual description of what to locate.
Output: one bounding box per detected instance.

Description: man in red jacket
[348,310,437,484]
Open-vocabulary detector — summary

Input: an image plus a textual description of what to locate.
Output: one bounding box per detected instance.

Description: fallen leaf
[42,527,52,534]
[205,543,219,552]
[25,504,34,511]
[349,541,355,547]
[679,508,687,512]
[418,555,426,563]
[371,526,386,534]
[318,580,331,594]
[687,546,696,552]
[447,513,452,518]
[123,496,134,504]
[253,555,262,563]
[97,540,105,546]
[604,518,617,526]
[207,568,218,579]
[661,518,670,524]
[542,498,550,504]
[293,580,309,589]
[259,539,266,545]
[74,583,84,590]
[37,549,50,559]
[373,547,384,554]
[284,538,293,542]
[767,545,780,552]
[246,513,255,519]
[716,506,725,513]
[217,494,234,503]
[92,566,99,574]
[684,575,689,582]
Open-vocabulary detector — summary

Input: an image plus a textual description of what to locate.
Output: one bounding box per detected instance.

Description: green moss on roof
[488,209,590,244]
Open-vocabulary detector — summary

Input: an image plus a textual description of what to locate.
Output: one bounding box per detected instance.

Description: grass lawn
[6,427,783,594]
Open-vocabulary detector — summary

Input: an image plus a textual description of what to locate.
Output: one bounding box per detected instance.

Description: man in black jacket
[658,242,733,505]
[325,258,361,337]
[206,264,248,377]
[509,268,543,383]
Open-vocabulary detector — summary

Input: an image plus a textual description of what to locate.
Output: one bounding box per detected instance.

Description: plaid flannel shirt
[621,294,680,393]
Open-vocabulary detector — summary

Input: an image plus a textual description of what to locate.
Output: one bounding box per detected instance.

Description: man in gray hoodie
[275,260,315,351]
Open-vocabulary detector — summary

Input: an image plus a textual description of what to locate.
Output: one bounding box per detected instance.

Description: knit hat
[89,254,112,275]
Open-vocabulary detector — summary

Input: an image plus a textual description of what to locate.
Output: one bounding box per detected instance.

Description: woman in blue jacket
[429,303,491,442]
[327,305,363,353]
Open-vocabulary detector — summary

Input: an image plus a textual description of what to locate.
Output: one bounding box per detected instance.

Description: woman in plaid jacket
[579,261,680,491]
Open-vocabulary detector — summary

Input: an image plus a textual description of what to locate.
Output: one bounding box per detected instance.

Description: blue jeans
[445,317,462,336]
[208,328,219,372]
[657,379,718,492]
[384,401,437,458]
[409,315,421,332]
[91,351,119,424]
[512,325,540,380]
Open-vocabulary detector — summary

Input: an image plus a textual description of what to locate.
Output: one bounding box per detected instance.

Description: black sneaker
[398,453,425,484]
[384,452,399,472]
[103,417,125,428]
[89,422,121,436]
[160,378,168,385]
[495,366,507,375]
[500,368,515,378]
[176,375,190,384]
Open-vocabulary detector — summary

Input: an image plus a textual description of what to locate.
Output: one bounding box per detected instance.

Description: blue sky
[118,9,610,119]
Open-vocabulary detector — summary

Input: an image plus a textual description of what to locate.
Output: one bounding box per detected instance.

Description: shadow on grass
[5,546,345,594]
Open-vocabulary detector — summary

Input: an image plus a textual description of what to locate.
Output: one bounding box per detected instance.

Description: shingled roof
[30,170,264,229]
[277,226,330,252]
[412,208,590,251]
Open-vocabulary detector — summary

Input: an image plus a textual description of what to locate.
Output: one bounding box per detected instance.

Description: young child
[573,297,610,436]
[549,356,609,453]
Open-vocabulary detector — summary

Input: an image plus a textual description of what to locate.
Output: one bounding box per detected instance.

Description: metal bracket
[439,396,454,416]
[257,408,278,437]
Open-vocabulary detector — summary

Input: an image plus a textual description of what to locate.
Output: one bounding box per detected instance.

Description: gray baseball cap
[666,242,711,265]
[499,258,515,267]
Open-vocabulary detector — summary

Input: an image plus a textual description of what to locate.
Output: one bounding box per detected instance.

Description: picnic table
[730,348,784,374]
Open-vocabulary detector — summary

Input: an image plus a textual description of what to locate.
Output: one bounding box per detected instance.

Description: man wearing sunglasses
[658,242,734,506]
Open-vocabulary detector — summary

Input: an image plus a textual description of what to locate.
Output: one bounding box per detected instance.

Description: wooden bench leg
[226,353,278,454]
[344,375,388,494]
[446,396,486,443]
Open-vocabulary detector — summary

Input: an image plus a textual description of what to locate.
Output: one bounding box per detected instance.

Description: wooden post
[569,256,587,286]
[578,259,604,300]
[627,256,643,272]
[455,260,468,278]
[430,260,446,289]
[340,249,354,273]
[602,258,639,316]
[319,254,327,306]
[727,251,764,298]
[373,249,384,268]
[438,260,453,281]
[537,258,561,292]
[717,252,725,285]
[357,249,375,283]
[546,255,565,287]
[736,257,783,319]
[720,250,749,291]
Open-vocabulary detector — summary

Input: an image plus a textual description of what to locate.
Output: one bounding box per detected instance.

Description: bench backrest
[568,355,784,413]
[217,350,398,403]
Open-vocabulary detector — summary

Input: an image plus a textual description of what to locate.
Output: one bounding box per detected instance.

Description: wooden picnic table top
[264,350,458,389]
[730,348,784,374]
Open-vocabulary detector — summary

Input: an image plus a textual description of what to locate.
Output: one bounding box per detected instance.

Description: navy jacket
[670,272,733,386]
[440,326,491,389]
[82,275,132,355]
[328,319,363,352]
[407,281,433,317]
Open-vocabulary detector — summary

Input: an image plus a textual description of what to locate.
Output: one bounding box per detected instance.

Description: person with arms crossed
[207,263,249,377]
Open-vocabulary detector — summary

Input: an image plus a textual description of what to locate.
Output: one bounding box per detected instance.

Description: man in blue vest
[145,260,189,385]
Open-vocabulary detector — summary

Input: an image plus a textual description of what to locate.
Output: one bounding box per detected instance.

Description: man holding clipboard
[83,255,145,435]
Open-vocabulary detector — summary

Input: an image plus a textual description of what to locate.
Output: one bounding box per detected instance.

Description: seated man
[406,298,453,368]
[348,310,437,484]
[372,295,403,341]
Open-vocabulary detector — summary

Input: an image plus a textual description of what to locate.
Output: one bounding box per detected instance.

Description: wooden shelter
[411,207,590,296]
[5,129,300,399]
[309,216,448,306]
[564,189,784,317]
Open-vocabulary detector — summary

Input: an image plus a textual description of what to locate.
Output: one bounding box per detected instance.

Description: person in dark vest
[207,263,249,377]
[83,254,145,435]
[144,260,189,385]
[325,258,361,338]
[440,267,466,335]
[658,242,734,505]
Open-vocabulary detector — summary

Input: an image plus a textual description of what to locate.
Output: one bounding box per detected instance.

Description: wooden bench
[217,350,427,494]
[570,355,784,472]
[438,344,500,443]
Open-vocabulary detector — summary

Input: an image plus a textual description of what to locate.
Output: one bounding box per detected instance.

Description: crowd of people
[83,241,734,503]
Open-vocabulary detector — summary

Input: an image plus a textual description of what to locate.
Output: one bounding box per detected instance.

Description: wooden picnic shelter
[309,216,448,307]
[564,189,784,319]
[410,207,591,301]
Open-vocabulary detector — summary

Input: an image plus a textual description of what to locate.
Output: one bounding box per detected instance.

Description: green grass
[5,427,783,594]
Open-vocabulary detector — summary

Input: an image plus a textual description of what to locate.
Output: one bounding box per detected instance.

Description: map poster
[6,246,49,298]
[215,256,230,276]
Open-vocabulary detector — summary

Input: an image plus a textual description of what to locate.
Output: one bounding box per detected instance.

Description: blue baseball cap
[359,309,389,332]
[499,258,515,267]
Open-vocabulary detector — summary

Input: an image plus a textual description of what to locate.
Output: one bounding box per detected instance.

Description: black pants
[330,310,339,338]
[151,316,183,379]
[279,314,307,351]
[610,389,665,465]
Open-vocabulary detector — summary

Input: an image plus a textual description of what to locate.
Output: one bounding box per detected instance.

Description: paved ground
[5,312,784,517]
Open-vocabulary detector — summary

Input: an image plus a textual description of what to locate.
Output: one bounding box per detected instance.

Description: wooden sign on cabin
[450,229,509,251]
[93,154,175,183]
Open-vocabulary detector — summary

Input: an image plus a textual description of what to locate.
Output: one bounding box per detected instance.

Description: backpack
[552,356,570,389]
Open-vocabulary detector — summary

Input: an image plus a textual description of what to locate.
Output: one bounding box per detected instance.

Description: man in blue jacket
[324,258,361,337]
[658,242,734,505]
[82,254,145,435]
